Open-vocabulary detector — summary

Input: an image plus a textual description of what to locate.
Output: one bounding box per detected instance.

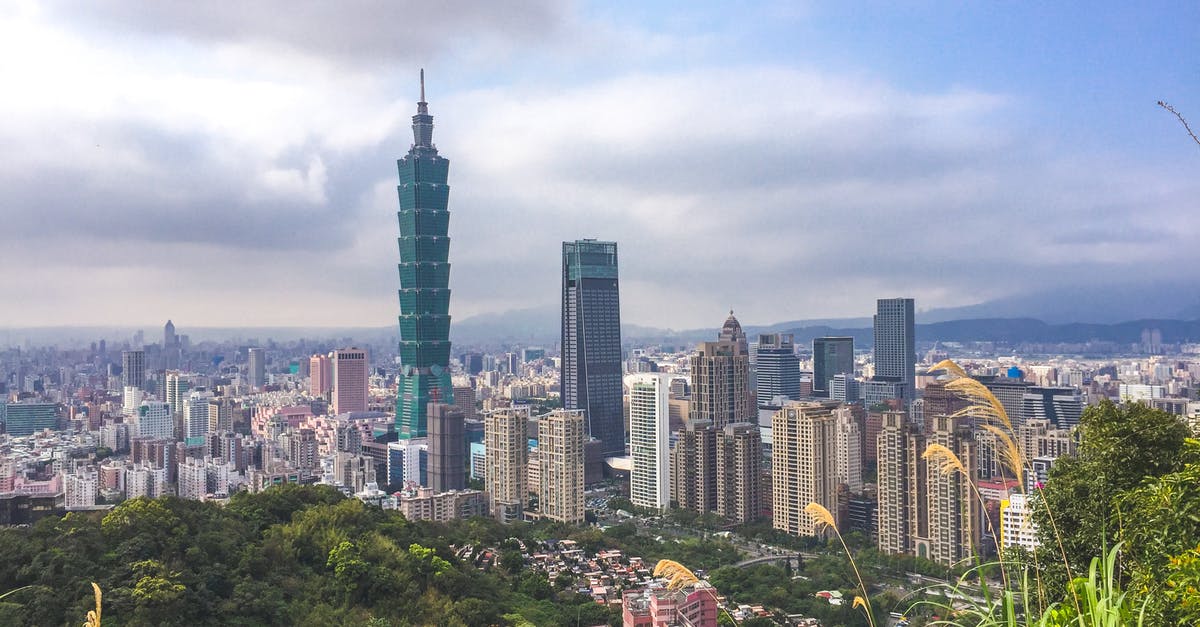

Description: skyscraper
[165,371,190,419]
[716,422,762,523]
[755,334,800,407]
[626,373,671,511]
[396,71,454,440]
[771,401,840,537]
[876,410,924,555]
[484,406,530,522]
[247,348,266,390]
[870,298,915,401]
[427,400,465,493]
[121,350,145,390]
[671,419,717,514]
[690,312,753,429]
[332,348,369,415]
[812,337,854,398]
[538,409,586,524]
[561,239,623,456]
[163,320,180,370]
[309,354,332,399]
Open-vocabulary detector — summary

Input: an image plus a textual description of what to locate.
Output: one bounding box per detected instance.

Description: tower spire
[412,68,433,146]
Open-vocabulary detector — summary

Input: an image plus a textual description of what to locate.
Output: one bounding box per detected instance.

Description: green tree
[1033,400,1191,598]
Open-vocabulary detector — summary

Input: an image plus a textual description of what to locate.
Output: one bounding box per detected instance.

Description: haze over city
[2,1,1198,330]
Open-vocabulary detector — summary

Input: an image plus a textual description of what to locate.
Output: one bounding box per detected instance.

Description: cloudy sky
[1,1,1197,330]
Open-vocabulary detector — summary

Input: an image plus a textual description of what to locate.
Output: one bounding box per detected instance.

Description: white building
[134,401,174,440]
[1000,492,1039,551]
[184,390,214,441]
[625,373,671,510]
[64,471,98,508]
[122,386,143,417]
[125,464,167,499]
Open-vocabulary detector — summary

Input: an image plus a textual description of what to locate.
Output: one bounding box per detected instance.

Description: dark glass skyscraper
[755,333,800,407]
[812,336,854,398]
[561,239,624,456]
[872,297,915,399]
[396,71,454,439]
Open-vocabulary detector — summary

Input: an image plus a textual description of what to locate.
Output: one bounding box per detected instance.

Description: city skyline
[1,3,1197,330]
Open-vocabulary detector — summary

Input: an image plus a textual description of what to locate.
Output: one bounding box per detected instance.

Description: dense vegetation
[0,487,597,626]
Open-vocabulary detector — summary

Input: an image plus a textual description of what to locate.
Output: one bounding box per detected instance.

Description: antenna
[420,68,425,102]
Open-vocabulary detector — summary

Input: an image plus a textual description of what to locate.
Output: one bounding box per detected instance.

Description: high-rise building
[396,72,454,440]
[207,397,233,433]
[834,405,863,493]
[690,312,753,429]
[871,298,916,400]
[427,401,465,492]
[812,337,854,398]
[755,334,800,407]
[184,390,213,442]
[134,401,173,440]
[332,348,369,415]
[247,348,266,390]
[627,373,671,511]
[537,409,586,524]
[924,415,979,565]
[122,350,145,390]
[829,373,860,403]
[290,428,318,471]
[310,354,332,399]
[671,419,717,514]
[716,422,762,523]
[561,239,624,456]
[876,410,925,555]
[1021,387,1084,429]
[484,406,530,523]
[978,375,1030,424]
[163,320,181,370]
[164,372,190,419]
[452,386,476,420]
[771,401,840,537]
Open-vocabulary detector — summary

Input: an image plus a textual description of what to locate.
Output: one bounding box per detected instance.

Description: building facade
[537,409,585,524]
[716,422,762,523]
[626,373,671,510]
[872,298,916,400]
[772,401,840,536]
[396,72,454,440]
[561,239,624,456]
[332,348,369,415]
[813,337,854,398]
[484,406,530,522]
[755,334,800,407]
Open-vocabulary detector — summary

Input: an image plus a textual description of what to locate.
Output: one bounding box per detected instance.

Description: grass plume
[806,502,876,627]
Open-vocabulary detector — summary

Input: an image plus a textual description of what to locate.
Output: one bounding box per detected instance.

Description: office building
[771,401,840,537]
[627,373,671,511]
[872,298,915,400]
[1022,387,1084,429]
[184,390,213,442]
[813,337,854,398]
[332,348,369,415]
[396,72,454,440]
[671,419,717,514]
[537,409,586,524]
[247,347,266,389]
[979,376,1030,424]
[122,350,145,390]
[3,403,58,436]
[716,422,762,523]
[484,406,530,522]
[829,373,860,403]
[690,312,753,429]
[387,440,427,488]
[165,372,191,419]
[134,400,173,440]
[427,401,465,492]
[755,334,800,407]
[452,386,476,420]
[561,239,624,456]
[310,354,332,398]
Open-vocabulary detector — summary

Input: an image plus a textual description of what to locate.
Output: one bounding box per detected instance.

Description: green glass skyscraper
[396,70,454,439]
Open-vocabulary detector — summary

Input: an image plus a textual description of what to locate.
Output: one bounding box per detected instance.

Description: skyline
[2,2,1198,329]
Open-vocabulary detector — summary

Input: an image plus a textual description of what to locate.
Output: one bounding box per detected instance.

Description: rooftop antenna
[420,68,426,103]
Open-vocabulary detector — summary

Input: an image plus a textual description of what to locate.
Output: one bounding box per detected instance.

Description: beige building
[924,414,979,566]
[876,410,925,555]
[834,404,863,493]
[671,419,716,513]
[771,401,840,537]
[717,422,762,523]
[537,409,585,524]
[484,406,530,523]
[398,487,488,522]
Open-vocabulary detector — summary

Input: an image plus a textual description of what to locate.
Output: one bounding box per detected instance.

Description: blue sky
[0,1,1196,329]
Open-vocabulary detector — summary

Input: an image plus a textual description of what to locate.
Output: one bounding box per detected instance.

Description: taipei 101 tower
[395,70,454,439]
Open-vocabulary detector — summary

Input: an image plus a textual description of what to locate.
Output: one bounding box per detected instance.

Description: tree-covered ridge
[0,486,626,626]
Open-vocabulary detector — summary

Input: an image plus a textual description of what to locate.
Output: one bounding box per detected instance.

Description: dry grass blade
[652,559,699,590]
[923,443,967,477]
[980,424,1025,482]
[929,359,969,378]
[804,502,837,531]
[84,582,101,627]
